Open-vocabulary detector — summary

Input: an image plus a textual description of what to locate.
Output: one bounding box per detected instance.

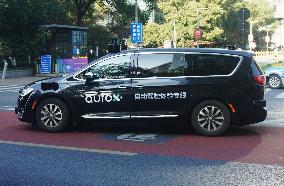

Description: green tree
[143,0,275,49]
[0,0,69,63]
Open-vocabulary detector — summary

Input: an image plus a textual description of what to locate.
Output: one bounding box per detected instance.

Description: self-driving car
[265,66,284,89]
[15,48,267,136]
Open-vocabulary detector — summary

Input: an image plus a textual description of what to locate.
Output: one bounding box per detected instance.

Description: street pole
[2,60,8,79]
[266,29,269,51]
[196,8,207,48]
[135,0,138,49]
[196,9,200,48]
[249,21,253,51]
[173,20,177,48]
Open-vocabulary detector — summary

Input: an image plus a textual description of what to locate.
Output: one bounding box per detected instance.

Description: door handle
[118,86,127,89]
[134,85,143,88]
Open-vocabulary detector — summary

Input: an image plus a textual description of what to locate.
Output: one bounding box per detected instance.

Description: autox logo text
[84,91,122,103]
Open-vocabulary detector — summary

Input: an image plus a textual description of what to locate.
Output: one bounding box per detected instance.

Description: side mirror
[84,72,94,82]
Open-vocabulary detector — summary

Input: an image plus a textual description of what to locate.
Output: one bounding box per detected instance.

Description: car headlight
[20,87,34,97]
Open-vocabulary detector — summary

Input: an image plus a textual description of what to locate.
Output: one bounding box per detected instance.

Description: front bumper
[15,92,37,123]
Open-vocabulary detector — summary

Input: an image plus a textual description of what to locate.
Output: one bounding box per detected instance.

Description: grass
[260,61,284,72]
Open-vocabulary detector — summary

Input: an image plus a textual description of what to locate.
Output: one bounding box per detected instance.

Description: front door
[73,54,134,119]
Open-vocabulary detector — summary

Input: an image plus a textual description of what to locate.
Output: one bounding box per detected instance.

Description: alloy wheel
[197,105,225,131]
[40,103,63,128]
[269,76,281,88]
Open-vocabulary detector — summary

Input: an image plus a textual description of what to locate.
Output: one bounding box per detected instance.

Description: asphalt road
[0,77,283,186]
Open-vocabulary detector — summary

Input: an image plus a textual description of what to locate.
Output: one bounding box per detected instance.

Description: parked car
[15,48,267,136]
[265,66,284,88]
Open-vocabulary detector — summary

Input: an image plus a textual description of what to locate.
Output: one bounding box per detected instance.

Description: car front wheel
[191,100,230,136]
[268,74,282,89]
[35,98,70,132]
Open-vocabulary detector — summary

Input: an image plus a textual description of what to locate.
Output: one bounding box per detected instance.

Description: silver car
[265,66,284,88]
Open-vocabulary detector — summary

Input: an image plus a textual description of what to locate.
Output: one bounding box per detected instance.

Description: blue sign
[72,31,86,46]
[130,23,143,43]
[40,55,51,74]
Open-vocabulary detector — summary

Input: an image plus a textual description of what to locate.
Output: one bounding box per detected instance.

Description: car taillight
[252,75,266,86]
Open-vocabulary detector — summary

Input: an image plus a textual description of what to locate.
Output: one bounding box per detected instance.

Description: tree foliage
[0,0,69,62]
[143,0,275,48]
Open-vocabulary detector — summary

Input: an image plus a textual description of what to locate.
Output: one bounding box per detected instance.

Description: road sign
[248,34,254,42]
[249,42,256,49]
[238,8,250,21]
[239,8,250,34]
[240,21,250,33]
[130,23,143,43]
[40,55,51,74]
[194,28,202,40]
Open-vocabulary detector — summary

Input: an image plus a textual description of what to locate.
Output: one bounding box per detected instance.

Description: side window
[184,54,240,76]
[249,59,263,76]
[136,53,187,77]
[75,55,132,80]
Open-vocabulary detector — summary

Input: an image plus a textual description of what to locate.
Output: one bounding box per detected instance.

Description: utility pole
[196,8,208,48]
[196,9,200,48]
[135,0,138,49]
[173,20,177,48]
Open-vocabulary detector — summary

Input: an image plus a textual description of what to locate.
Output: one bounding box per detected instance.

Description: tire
[191,100,230,136]
[35,98,70,132]
[268,74,282,89]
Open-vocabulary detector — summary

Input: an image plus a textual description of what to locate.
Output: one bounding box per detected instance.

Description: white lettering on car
[135,92,187,100]
[84,91,123,103]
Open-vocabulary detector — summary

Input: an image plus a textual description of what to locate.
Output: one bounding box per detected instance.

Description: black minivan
[15,48,267,136]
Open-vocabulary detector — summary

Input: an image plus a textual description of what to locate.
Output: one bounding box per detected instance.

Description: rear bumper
[231,100,267,126]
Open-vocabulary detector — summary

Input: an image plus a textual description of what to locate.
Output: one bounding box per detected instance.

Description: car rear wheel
[268,74,282,89]
[191,100,230,136]
[35,98,70,132]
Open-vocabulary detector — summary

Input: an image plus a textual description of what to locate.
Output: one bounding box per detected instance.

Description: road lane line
[0,140,138,156]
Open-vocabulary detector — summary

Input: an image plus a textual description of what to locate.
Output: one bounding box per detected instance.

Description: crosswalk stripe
[0,86,24,91]
[275,92,284,99]
[0,84,21,88]
[0,85,24,93]
[0,89,21,93]
[265,88,271,93]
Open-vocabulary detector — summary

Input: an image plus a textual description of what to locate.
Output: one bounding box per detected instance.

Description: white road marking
[0,85,24,93]
[117,133,158,142]
[0,106,15,111]
[0,86,24,90]
[275,91,284,99]
[265,88,271,93]
[0,84,21,88]
[0,140,138,156]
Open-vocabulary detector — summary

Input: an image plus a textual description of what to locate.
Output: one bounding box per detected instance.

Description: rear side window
[136,53,186,77]
[136,53,240,78]
[185,54,240,76]
[249,59,264,76]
